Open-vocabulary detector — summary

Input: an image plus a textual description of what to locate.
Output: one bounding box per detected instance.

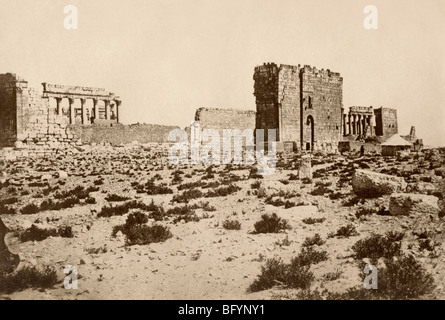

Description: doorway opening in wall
[306,115,315,151]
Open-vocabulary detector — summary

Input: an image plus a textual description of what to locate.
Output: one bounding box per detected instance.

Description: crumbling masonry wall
[194,107,256,161]
[254,63,343,151]
[0,73,75,149]
[374,107,398,139]
[195,107,256,136]
[0,74,19,147]
[69,123,180,146]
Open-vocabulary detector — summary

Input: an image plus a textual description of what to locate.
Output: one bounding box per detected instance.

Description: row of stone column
[54,97,121,125]
[343,113,373,136]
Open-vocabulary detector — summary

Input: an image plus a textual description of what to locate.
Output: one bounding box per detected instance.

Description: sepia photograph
[0,0,444,305]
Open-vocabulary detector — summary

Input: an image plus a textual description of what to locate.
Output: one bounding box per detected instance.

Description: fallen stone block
[352,169,407,197]
[298,155,312,180]
[389,193,440,216]
[40,174,52,181]
[56,171,69,179]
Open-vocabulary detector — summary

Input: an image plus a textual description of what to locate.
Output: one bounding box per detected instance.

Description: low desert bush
[352,232,404,261]
[105,194,131,202]
[20,203,40,215]
[329,224,359,238]
[20,225,73,242]
[253,213,291,234]
[97,200,159,218]
[0,203,16,215]
[302,234,325,247]
[248,257,313,292]
[222,219,241,230]
[0,266,58,294]
[302,217,325,225]
[205,184,241,198]
[248,246,328,293]
[112,212,172,246]
[172,188,203,203]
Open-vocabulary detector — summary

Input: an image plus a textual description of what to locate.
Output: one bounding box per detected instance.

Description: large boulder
[0,218,19,274]
[389,193,440,216]
[352,169,407,197]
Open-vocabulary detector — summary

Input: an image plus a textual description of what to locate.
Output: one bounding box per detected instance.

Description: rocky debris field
[0,145,444,300]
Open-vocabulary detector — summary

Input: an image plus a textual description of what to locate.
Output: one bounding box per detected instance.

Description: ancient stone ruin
[192,62,419,155]
[0,73,122,149]
[254,63,343,152]
[0,63,423,159]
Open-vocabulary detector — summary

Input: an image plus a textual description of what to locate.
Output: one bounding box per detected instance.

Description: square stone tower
[373,107,398,139]
[253,63,343,151]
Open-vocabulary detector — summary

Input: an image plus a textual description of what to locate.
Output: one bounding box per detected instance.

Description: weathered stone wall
[253,64,280,142]
[194,107,256,136]
[194,107,257,162]
[20,87,74,149]
[300,65,343,151]
[0,74,19,147]
[277,65,301,143]
[69,123,180,146]
[374,107,398,139]
[0,73,75,149]
[254,63,343,152]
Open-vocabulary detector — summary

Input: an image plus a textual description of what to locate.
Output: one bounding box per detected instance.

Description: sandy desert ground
[0,144,444,300]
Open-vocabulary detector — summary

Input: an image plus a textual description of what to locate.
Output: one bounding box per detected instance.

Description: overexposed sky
[0,0,444,146]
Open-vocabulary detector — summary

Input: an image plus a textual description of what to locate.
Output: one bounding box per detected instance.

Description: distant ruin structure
[254,63,343,152]
[0,73,121,149]
[401,126,423,151]
[373,107,398,139]
[343,106,398,140]
[193,62,417,154]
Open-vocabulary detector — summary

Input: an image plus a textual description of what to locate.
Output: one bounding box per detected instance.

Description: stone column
[357,114,362,135]
[56,98,63,116]
[299,155,312,180]
[93,99,99,121]
[81,99,87,124]
[352,114,356,135]
[362,115,366,134]
[343,114,347,135]
[69,98,75,124]
[278,104,282,141]
[369,115,374,136]
[104,100,110,120]
[366,116,372,136]
[348,114,351,135]
[115,100,121,123]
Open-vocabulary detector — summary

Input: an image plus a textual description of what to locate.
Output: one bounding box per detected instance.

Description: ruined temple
[343,106,398,139]
[0,73,121,149]
[254,63,344,152]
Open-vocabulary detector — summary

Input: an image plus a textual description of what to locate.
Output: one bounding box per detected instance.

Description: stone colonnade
[42,83,121,125]
[52,97,121,125]
[342,113,374,136]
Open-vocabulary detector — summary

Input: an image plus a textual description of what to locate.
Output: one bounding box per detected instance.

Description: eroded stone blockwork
[0,73,122,150]
[194,108,256,161]
[374,107,398,139]
[195,107,256,137]
[254,63,343,152]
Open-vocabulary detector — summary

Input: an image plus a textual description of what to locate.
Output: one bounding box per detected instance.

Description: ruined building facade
[0,73,121,148]
[373,107,398,139]
[254,63,344,151]
[343,106,398,139]
[198,62,403,153]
